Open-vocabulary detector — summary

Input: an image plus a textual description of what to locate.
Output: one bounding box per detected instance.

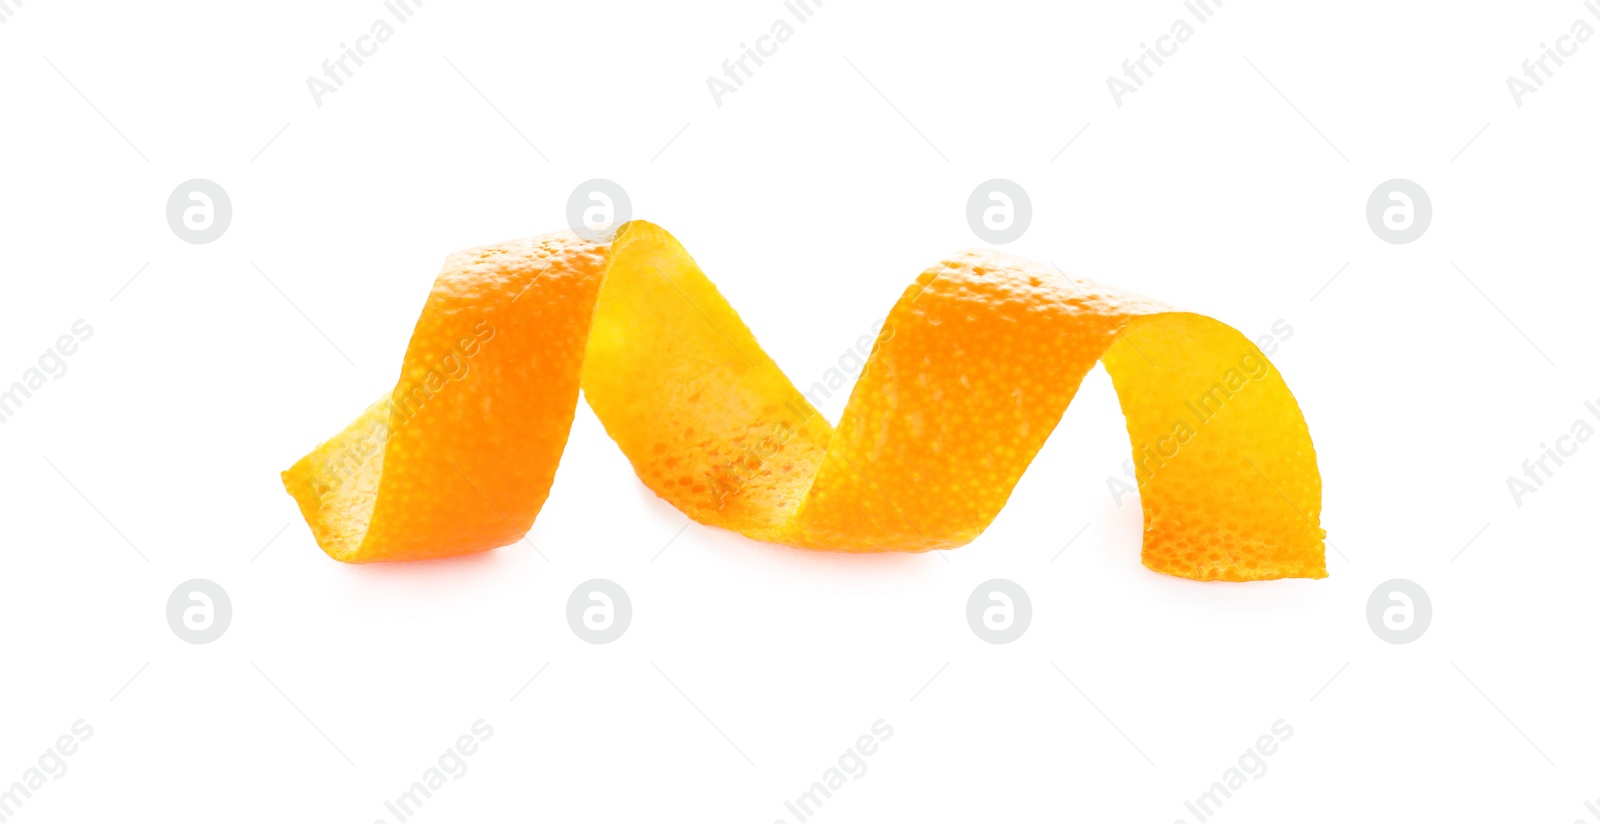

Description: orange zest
[282,220,1325,580]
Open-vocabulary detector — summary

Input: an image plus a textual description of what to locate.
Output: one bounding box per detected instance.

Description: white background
[1,0,1597,821]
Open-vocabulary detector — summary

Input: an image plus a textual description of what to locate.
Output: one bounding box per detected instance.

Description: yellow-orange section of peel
[282,220,1325,580]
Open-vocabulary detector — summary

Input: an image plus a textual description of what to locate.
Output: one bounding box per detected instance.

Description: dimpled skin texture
[283,220,1325,580]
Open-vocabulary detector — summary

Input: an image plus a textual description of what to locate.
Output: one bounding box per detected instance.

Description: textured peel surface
[282,220,1325,580]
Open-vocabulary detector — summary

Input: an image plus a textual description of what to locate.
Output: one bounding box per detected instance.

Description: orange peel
[282,220,1325,580]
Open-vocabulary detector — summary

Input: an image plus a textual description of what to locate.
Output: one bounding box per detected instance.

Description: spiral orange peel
[282,220,1325,580]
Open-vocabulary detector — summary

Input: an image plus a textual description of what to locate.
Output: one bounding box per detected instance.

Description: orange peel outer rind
[282,220,1325,580]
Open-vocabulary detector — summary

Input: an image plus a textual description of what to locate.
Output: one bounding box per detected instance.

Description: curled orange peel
[282,220,1325,580]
